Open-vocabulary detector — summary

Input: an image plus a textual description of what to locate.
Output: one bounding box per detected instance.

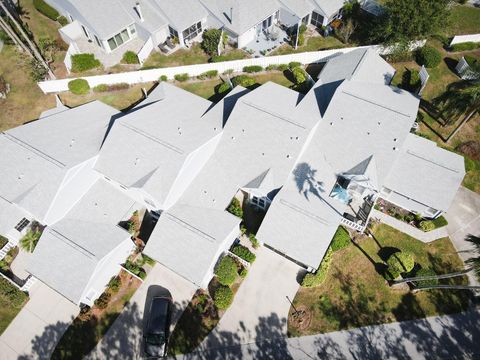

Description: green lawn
[270,36,345,56]
[0,277,28,335]
[288,224,471,336]
[446,4,480,36]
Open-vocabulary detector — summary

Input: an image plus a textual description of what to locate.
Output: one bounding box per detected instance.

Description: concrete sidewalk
[0,281,78,360]
[371,209,449,242]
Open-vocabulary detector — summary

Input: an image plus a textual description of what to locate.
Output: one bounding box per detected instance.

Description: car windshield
[146,333,165,345]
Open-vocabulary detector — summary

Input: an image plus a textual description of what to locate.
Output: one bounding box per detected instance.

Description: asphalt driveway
[0,280,78,360]
[87,263,197,360]
[202,246,301,349]
[444,187,480,286]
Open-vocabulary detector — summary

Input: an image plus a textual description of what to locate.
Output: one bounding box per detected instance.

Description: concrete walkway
[371,209,449,242]
[177,308,480,359]
[87,263,197,360]
[0,281,78,360]
[202,247,301,349]
[444,187,480,286]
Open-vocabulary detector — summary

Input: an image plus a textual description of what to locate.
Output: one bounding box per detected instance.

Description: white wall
[450,34,480,46]
[163,133,222,210]
[238,27,257,48]
[80,236,135,306]
[200,224,239,288]
[137,37,154,65]
[151,26,169,47]
[43,157,100,225]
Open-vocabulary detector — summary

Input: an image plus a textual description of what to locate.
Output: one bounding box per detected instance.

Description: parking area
[86,263,197,360]
[0,281,78,360]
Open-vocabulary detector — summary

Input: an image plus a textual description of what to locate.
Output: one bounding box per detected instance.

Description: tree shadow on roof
[293,162,325,202]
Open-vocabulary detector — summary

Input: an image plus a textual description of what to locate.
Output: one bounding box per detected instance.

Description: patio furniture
[166,37,175,49]
[270,30,279,41]
[159,43,169,54]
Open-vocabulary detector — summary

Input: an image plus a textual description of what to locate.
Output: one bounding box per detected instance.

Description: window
[94,35,102,48]
[262,16,272,30]
[129,24,136,35]
[302,14,309,25]
[251,196,267,209]
[182,22,202,42]
[15,218,30,232]
[81,25,90,39]
[107,28,131,51]
[169,26,178,39]
[311,11,324,28]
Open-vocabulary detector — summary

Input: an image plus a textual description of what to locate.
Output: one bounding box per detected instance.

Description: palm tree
[19,230,41,253]
[435,80,480,141]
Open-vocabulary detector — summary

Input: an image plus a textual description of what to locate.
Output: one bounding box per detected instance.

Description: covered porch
[243,24,289,57]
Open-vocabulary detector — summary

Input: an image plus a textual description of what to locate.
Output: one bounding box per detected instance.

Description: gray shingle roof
[0,101,117,220]
[309,0,346,18]
[153,0,207,31]
[384,134,465,212]
[26,179,137,304]
[0,197,30,238]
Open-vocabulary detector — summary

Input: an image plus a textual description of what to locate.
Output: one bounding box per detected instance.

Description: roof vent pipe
[135,2,144,22]
[230,7,233,23]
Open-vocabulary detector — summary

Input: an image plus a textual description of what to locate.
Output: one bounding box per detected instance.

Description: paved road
[0,281,78,360]
[445,187,480,286]
[201,247,301,349]
[86,263,197,360]
[176,308,480,359]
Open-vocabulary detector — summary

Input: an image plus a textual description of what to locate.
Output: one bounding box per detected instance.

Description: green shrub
[201,29,222,56]
[243,65,263,73]
[248,233,259,249]
[19,230,41,253]
[232,75,255,88]
[124,260,146,279]
[107,276,121,293]
[416,46,442,68]
[71,53,101,72]
[419,220,435,232]
[330,226,351,251]
[288,61,301,69]
[33,0,59,21]
[301,248,333,287]
[223,68,234,75]
[174,73,189,82]
[214,285,233,310]
[450,42,480,52]
[93,83,129,92]
[93,84,109,92]
[0,277,27,308]
[121,51,139,64]
[405,213,415,223]
[386,252,415,278]
[197,70,218,79]
[239,267,248,278]
[214,256,238,286]
[216,82,231,94]
[266,64,278,71]
[227,197,243,218]
[402,68,421,92]
[68,79,90,95]
[231,245,256,263]
[292,67,307,84]
[159,75,168,81]
[57,16,68,26]
[412,268,439,287]
[432,216,448,228]
[277,64,289,71]
[94,291,111,309]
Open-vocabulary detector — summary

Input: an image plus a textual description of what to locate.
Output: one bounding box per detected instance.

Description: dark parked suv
[144,295,172,358]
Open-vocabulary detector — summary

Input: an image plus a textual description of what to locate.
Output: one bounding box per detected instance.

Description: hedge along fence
[37,41,426,93]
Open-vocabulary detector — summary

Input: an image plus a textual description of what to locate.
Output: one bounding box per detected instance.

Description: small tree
[20,230,41,253]
[227,197,243,218]
[201,29,222,56]
[38,37,59,63]
[337,19,356,44]
[214,256,237,286]
[387,252,414,279]
[416,46,442,68]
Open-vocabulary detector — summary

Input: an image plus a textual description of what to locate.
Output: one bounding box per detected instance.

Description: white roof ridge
[2,132,66,168]
[405,149,461,173]
[164,212,216,243]
[241,100,306,129]
[349,48,369,80]
[279,198,331,225]
[47,228,97,260]
[120,122,185,154]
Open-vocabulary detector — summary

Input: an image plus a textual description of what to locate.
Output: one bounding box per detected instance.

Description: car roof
[147,297,171,334]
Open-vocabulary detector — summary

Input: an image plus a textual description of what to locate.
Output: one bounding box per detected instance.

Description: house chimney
[135,2,144,22]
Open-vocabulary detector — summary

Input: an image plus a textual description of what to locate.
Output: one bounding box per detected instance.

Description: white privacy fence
[64,43,80,74]
[450,34,480,46]
[38,40,426,93]
[137,37,154,65]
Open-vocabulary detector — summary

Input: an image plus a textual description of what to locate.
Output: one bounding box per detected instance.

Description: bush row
[33,0,59,21]
[93,83,129,92]
[301,248,333,287]
[231,244,256,263]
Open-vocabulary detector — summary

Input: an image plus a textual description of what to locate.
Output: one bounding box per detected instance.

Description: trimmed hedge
[248,233,259,249]
[412,268,439,287]
[419,220,435,232]
[243,65,263,73]
[94,291,111,309]
[214,256,237,286]
[450,42,480,52]
[232,75,255,88]
[330,226,351,251]
[174,73,189,82]
[71,53,101,72]
[33,0,59,21]
[216,82,231,95]
[57,16,68,26]
[277,64,289,71]
[292,67,307,84]
[159,75,168,81]
[288,61,301,69]
[386,252,414,279]
[122,51,139,64]
[231,245,256,263]
[197,70,218,79]
[214,285,233,310]
[227,197,243,218]
[301,248,333,287]
[93,83,129,92]
[239,267,248,278]
[432,216,448,228]
[68,79,90,95]
[416,46,442,68]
